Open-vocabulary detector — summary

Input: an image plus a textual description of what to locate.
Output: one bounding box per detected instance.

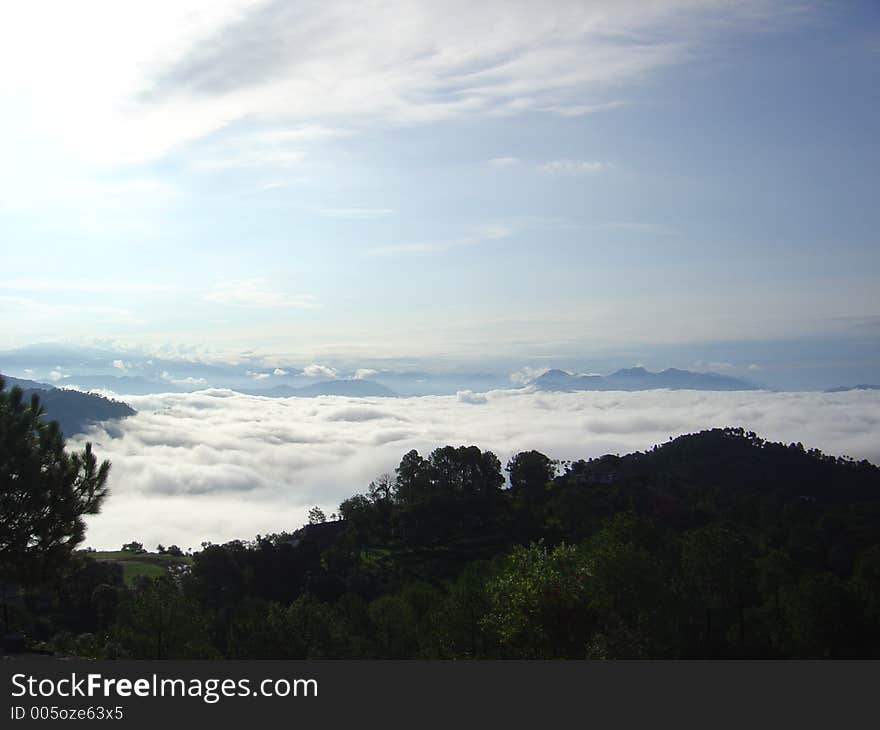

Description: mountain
[0,373,136,436]
[241,379,396,398]
[606,426,879,503]
[826,384,880,393]
[533,366,760,392]
[61,374,186,395]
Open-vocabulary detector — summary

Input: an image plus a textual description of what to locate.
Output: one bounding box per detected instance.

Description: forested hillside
[0,374,134,435]
[8,426,879,660]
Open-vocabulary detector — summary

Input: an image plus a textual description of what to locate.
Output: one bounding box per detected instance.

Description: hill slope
[0,374,135,436]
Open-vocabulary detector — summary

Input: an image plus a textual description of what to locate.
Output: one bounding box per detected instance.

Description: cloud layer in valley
[70,388,880,550]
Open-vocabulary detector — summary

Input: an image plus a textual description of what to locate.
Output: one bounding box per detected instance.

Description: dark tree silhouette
[0,377,110,587]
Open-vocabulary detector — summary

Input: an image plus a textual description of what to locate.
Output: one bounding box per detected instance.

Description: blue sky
[1,0,878,388]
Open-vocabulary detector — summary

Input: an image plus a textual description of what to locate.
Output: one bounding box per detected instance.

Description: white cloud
[48,368,66,382]
[538,159,611,175]
[73,388,880,550]
[353,368,379,380]
[204,279,319,309]
[112,360,128,371]
[596,222,674,235]
[488,157,520,167]
[246,371,272,380]
[273,368,290,376]
[510,366,550,385]
[320,208,396,219]
[369,223,515,256]
[5,278,178,294]
[748,364,763,371]
[0,1,803,172]
[303,364,338,378]
[160,371,208,387]
[457,390,488,404]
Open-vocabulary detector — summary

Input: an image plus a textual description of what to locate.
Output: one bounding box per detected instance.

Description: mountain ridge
[533,366,760,392]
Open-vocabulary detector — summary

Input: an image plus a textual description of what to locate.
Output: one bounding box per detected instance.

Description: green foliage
[0,377,110,587]
[483,542,594,658]
[8,427,880,659]
[111,576,216,659]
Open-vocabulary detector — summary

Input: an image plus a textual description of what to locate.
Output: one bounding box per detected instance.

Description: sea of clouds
[68,388,880,550]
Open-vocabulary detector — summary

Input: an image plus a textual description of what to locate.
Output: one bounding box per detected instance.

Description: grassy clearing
[85,551,193,586]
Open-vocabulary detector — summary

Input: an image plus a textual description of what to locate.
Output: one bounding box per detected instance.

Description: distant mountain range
[240,379,396,398]
[0,374,135,436]
[533,367,761,392]
[825,384,880,393]
[0,343,793,397]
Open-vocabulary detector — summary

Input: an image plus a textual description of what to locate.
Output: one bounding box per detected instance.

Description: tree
[368,473,394,503]
[308,506,327,525]
[507,450,556,504]
[682,526,756,655]
[369,595,417,659]
[122,541,145,553]
[0,378,110,587]
[394,449,429,505]
[483,542,594,658]
[112,576,215,659]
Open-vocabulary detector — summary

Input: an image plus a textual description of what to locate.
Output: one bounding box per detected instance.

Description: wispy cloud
[488,157,520,167]
[203,279,318,309]
[5,278,178,294]
[320,208,397,219]
[0,295,144,324]
[189,126,348,171]
[595,222,675,235]
[536,100,629,117]
[538,159,611,175]
[0,1,806,170]
[369,223,515,256]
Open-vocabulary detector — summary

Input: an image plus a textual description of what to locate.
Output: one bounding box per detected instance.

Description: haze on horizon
[1,1,878,390]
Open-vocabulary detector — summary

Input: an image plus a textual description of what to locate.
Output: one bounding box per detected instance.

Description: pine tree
[0,376,110,587]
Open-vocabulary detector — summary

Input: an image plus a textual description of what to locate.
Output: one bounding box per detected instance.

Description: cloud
[595,222,675,235]
[510,366,550,385]
[369,223,515,256]
[204,279,319,309]
[488,157,520,167]
[48,368,66,382]
[694,360,735,372]
[538,159,611,175]
[320,208,396,219]
[457,390,488,404]
[73,388,880,550]
[353,368,379,380]
[273,368,289,376]
[112,360,128,371]
[5,278,178,294]
[0,1,811,181]
[160,372,208,387]
[303,364,338,378]
[246,370,271,380]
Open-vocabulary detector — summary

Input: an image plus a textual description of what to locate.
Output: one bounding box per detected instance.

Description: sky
[71,387,880,549]
[1,0,879,388]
